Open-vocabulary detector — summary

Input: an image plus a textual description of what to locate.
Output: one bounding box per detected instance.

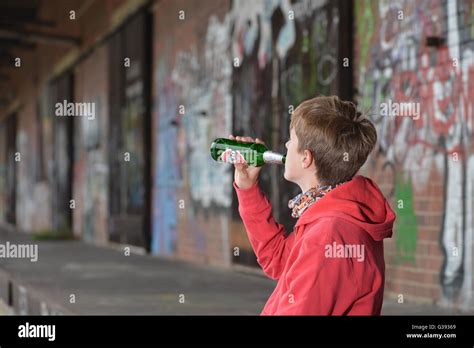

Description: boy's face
[284,128,305,183]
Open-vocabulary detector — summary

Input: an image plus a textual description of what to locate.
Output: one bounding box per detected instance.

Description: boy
[230,96,396,315]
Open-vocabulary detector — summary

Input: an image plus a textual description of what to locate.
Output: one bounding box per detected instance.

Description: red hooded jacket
[234,175,396,315]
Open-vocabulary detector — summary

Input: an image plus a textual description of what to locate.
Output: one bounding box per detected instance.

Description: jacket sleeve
[234,181,295,280]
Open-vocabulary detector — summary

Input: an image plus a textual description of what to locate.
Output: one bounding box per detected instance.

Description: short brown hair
[290,95,377,187]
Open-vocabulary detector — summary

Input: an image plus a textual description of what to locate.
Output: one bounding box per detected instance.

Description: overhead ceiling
[0,0,80,108]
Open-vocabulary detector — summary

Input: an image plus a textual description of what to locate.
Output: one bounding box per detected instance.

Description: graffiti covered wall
[152,0,233,264]
[151,0,346,266]
[73,45,110,245]
[230,0,342,263]
[356,0,474,310]
[15,99,53,232]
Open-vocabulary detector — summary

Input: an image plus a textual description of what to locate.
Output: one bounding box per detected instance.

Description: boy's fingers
[233,135,266,145]
[235,135,256,143]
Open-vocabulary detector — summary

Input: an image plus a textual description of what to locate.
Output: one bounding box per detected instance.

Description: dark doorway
[108,10,152,249]
[5,113,17,225]
[50,72,75,233]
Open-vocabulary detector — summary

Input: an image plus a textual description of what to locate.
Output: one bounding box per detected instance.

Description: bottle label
[220,148,248,165]
[263,151,284,164]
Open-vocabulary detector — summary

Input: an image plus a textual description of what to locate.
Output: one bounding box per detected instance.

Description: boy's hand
[229,135,264,189]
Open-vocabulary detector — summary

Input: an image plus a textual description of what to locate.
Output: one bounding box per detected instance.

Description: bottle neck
[263,151,285,164]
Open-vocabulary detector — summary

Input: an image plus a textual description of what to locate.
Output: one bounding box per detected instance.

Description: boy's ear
[302,149,314,169]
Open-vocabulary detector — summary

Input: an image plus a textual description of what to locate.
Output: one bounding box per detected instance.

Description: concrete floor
[0,225,275,315]
[1,225,471,315]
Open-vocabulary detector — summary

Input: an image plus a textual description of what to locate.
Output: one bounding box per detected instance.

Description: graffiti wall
[0,86,55,231]
[152,0,233,263]
[151,0,347,266]
[15,100,52,232]
[2,0,472,310]
[230,0,342,263]
[356,0,474,310]
[73,45,110,245]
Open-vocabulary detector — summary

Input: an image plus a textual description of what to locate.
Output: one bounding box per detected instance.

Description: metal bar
[0,18,56,28]
[0,38,36,49]
[338,0,354,102]
[0,28,80,46]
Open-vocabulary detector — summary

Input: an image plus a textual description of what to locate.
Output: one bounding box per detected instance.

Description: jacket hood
[294,175,396,241]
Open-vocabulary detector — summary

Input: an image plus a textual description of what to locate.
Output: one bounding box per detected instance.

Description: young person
[231,96,396,315]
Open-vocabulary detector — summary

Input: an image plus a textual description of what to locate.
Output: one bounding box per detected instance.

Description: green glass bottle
[210,138,286,167]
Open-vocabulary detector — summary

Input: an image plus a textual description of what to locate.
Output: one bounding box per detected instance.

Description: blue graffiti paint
[152,59,180,255]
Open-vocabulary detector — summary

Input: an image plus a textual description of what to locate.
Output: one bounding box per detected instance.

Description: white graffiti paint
[461,154,474,308]
[276,11,296,60]
[438,0,473,308]
[15,129,52,232]
[292,0,326,19]
[18,285,28,315]
[231,0,296,68]
[173,15,233,208]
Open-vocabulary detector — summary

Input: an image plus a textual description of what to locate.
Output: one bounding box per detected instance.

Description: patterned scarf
[288,183,342,219]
